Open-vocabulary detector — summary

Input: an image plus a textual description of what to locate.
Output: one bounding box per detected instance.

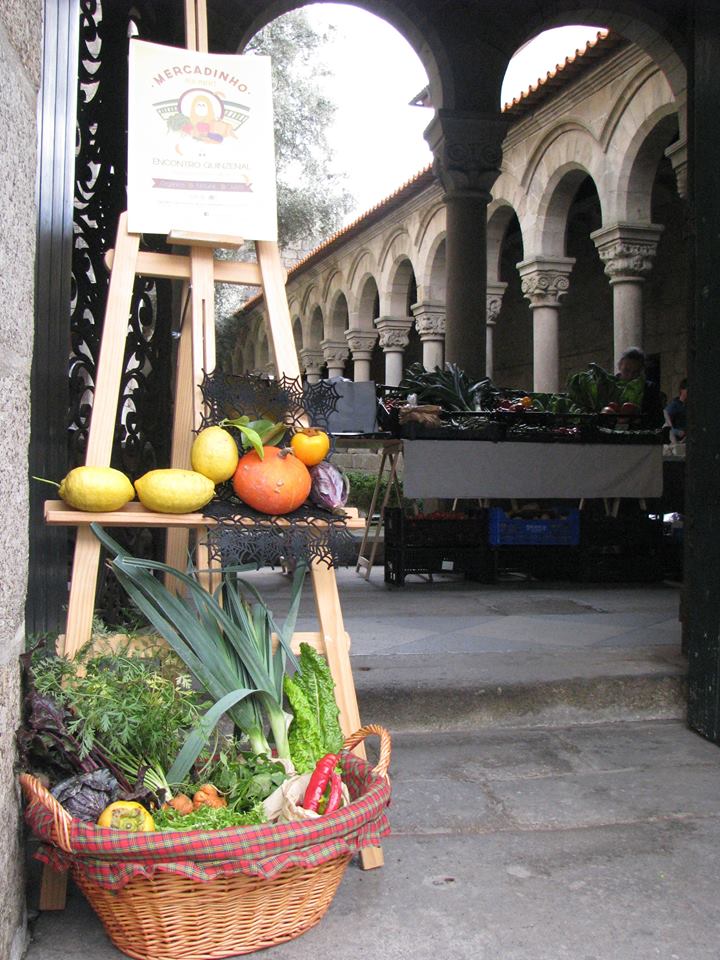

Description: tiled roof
[502,29,623,116]
[240,29,620,314]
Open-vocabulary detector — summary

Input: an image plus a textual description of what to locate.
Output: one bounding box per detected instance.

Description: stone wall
[0,2,42,957]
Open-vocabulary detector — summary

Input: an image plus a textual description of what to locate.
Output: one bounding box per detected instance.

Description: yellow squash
[97,801,155,832]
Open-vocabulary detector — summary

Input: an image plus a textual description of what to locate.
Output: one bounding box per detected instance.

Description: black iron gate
[28,0,185,633]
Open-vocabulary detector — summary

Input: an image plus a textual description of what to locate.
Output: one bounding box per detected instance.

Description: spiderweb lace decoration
[198,372,355,568]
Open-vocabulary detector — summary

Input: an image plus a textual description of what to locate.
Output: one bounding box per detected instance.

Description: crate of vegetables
[385,506,487,548]
[19,528,391,960]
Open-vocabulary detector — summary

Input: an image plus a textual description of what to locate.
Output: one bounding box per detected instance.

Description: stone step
[351,647,687,732]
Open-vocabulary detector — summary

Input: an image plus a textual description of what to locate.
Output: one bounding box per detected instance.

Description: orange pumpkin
[232,445,311,515]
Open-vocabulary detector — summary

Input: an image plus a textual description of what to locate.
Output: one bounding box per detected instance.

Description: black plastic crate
[384,544,496,586]
[385,507,487,548]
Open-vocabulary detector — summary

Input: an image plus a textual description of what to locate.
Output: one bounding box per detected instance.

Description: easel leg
[165,282,194,588]
[62,214,141,657]
[38,866,68,911]
[309,559,384,870]
[61,528,102,658]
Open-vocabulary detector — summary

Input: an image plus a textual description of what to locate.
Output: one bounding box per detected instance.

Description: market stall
[372,363,667,585]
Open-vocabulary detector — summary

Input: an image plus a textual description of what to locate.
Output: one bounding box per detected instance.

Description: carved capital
[345,327,378,358]
[375,315,412,351]
[517,257,575,308]
[320,338,349,365]
[486,281,507,325]
[590,223,664,283]
[299,348,324,376]
[411,301,446,340]
[424,111,509,199]
[665,138,688,199]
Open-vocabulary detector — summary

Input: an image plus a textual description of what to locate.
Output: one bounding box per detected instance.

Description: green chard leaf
[284,643,344,773]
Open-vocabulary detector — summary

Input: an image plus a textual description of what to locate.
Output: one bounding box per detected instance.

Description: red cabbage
[309,462,349,512]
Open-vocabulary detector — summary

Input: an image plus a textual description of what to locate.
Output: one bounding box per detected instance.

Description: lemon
[191,426,239,483]
[58,466,135,512]
[134,469,215,514]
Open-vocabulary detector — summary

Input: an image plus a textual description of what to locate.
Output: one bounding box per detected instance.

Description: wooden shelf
[44,499,365,529]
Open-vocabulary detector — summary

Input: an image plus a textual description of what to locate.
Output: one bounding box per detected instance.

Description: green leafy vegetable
[90,525,306,764]
[154,802,266,831]
[399,362,491,411]
[200,745,288,811]
[284,643,344,773]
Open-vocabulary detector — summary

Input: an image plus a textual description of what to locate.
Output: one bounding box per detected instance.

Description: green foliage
[344,469,408,516]
[30,649,205,773]
[566,362,645,413]
[246,10,354,248]
[399,362,492,411]
[199,745,288,812]
[91,524,307,762]
[153,802,266,832]
[283,643,344,773]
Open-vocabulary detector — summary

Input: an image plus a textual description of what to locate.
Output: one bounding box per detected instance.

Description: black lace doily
[197,372,357,568]
[198,371,341,435]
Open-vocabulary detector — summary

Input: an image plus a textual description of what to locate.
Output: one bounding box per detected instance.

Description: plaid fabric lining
[26,751,390,890]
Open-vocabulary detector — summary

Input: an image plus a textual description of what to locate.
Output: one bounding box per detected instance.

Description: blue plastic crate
[488,508,580,546]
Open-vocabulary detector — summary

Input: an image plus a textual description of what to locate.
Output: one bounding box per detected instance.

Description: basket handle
[19,773,74,854]
[342,724,391,778]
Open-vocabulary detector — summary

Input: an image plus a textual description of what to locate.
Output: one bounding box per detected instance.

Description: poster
[127,40,277,240]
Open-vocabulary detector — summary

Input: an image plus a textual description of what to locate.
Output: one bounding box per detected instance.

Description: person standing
[664,378,688,441]
[616,347,664,427]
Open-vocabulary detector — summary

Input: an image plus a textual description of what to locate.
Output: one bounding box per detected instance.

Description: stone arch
[414,204,446,302]
[307,305,324,349]
[292,315,302,354]
[487,200,523,281]
[300,284,319,313]
[378,229,416,312]
[347,248,379,293]
[355,274,380,328]
[382,256,417,316]
[327,289,350,340]
[608,97,680,222]
[523,128,605,255]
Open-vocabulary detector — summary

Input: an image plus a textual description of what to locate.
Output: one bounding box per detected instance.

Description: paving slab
[24,720,720,960]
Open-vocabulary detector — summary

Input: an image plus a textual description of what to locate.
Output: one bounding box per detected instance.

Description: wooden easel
[38,2,381,910]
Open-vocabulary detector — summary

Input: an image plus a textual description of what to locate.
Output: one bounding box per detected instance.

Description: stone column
[375,316,413,386]
[411,300,445,371]
[424,111,510,378]
[345,328,378,382]
[518,257,575,392]
[320,338,349,379]
[590,223,664,367]
[299,348,323,384]
[485,282,507,381]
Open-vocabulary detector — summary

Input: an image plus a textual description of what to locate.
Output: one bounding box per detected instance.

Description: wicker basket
[21,725,391,960]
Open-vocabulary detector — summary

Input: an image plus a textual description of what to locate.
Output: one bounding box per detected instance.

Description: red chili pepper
[303,753,338,812]
[323,772,343,815]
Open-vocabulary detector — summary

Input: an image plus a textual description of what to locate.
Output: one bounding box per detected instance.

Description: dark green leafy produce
[400,363,493,411]
[199,746,288,811]
[284,643,344,774]
[566,363,645,413]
